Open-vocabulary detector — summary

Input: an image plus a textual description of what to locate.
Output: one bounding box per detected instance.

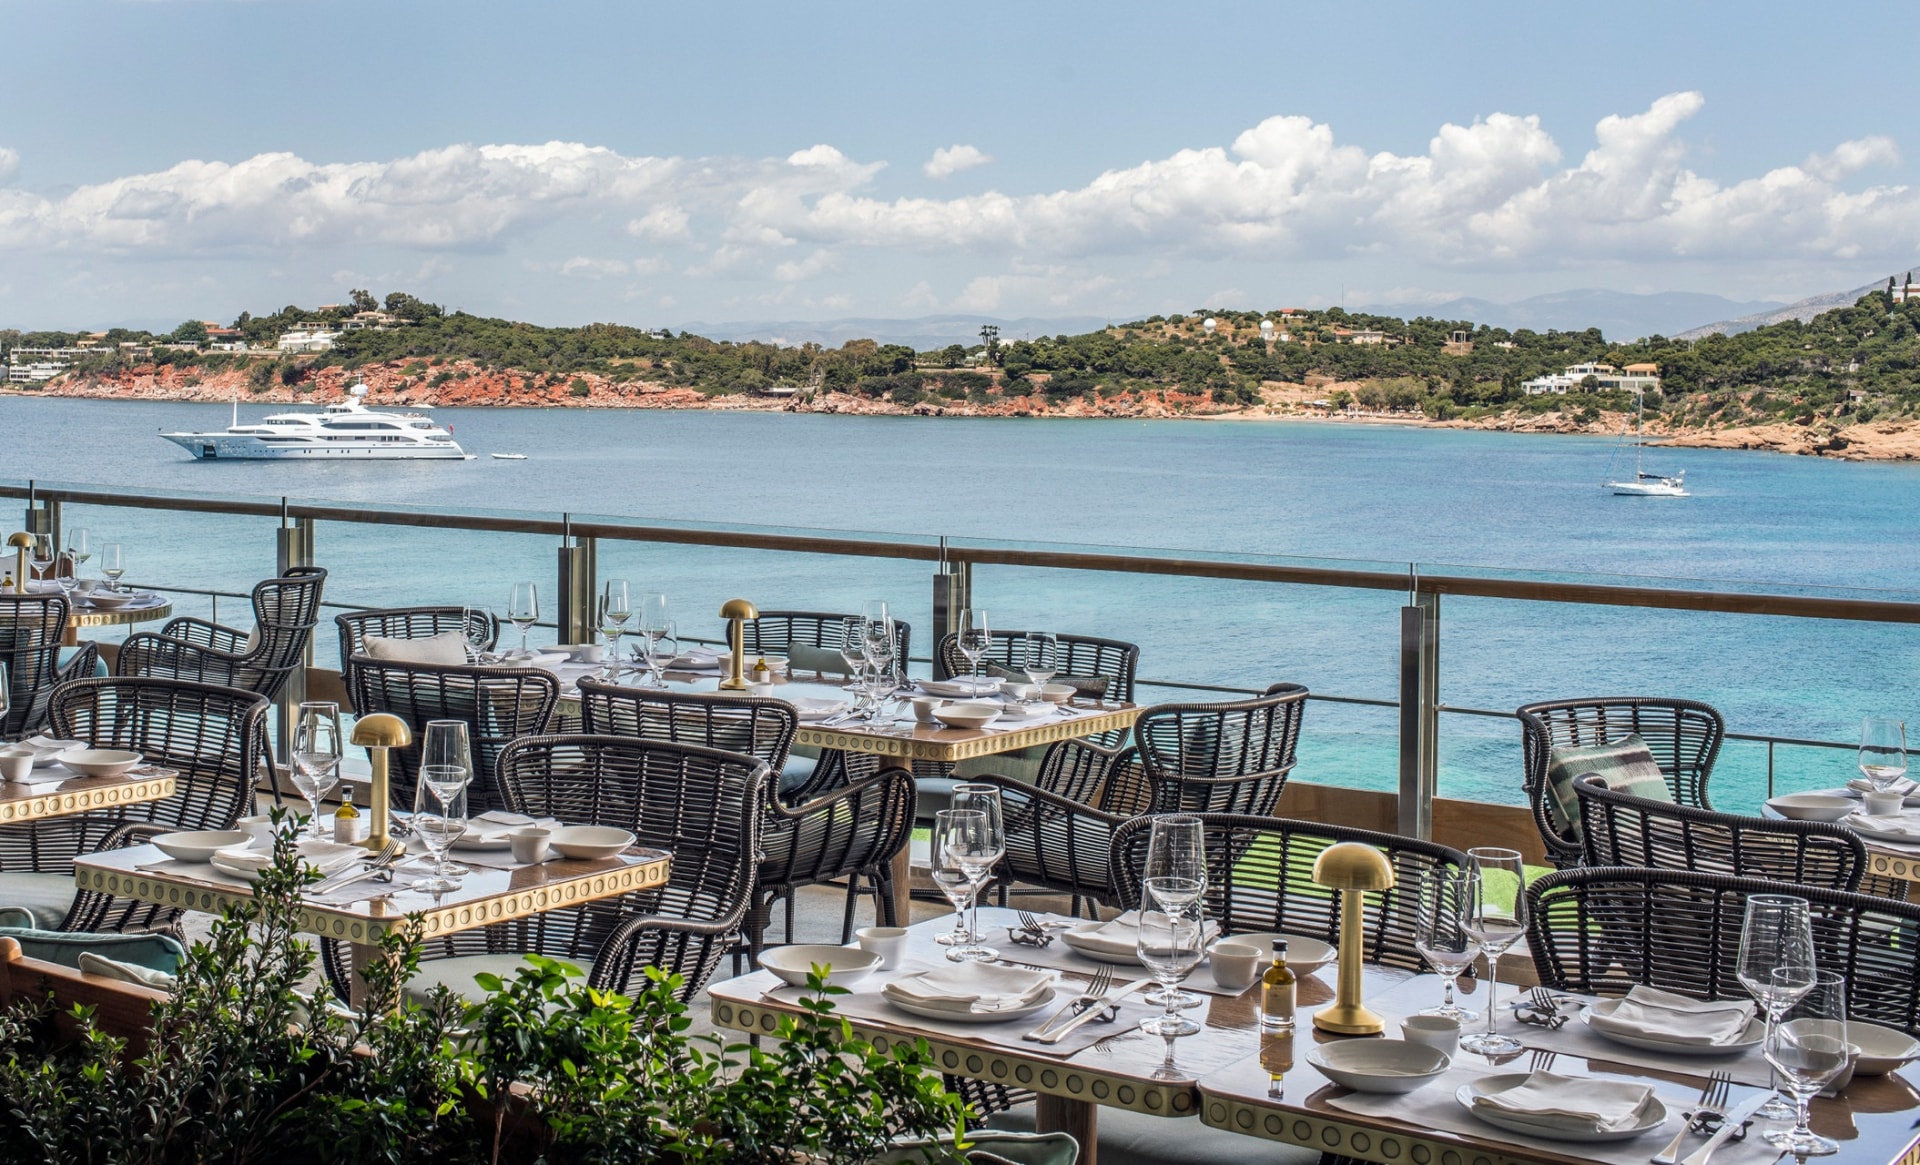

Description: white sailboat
[1604,391,1688,497]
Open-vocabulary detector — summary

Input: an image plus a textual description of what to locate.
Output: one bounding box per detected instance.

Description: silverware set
[1024,965,1129,1044]
[1006,910,1056,948]
[311,849,403,896]
[1652,1071,1732,1165]
[1513,985,1570,1029]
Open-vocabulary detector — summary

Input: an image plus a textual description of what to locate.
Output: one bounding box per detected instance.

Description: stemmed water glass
[1142,814,1207,1010]
[1860,717,1908,793]
[411,766,469,894]
[506,582,539,657]
[1740,892,1818,1120]
[1414,868,1482,1021]
[461,605,493,662]
[1763,969,1849,1157]
[1137,883,1206,1061]
[1457,847,1527,1056]
[53,551,77,602]
[420,719,475,874]
[99,543,125,593]
[863,615,898,714]
[956,609,991,693]
[839,616,873,709]
[635,593,670,685]
[290,702,343,838]
[598,580,632,680]
[942,784,1004,951]
[27,535,52,586]
[65,528,89,576]
[1021,632,1057,703]
[930,809,993,960]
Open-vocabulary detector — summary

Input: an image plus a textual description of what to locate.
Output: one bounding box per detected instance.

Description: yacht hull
[161,434,469,460]
[1608,479,1689,497]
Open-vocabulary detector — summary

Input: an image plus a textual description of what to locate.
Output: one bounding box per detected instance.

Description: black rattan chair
[1574,773,1866,890]
[0,594,97,738]
[739,610,913,801]
[1528,866,1920,1035]
[1517,696,1726,868]
[116,567,327,706]
[935,629,1138,746]
[321,734,765,1004]
[346,654,558,812]
[964,737,1147,917]
[0,678,269,935]
[1123,683,1309,816]
[335,605,497,683]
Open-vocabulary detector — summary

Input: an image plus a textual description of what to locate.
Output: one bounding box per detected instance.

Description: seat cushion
[780,754,819,798]
[365,631,468,666]
[403,953,584,1007]
[1545,733,1666,840]
[0,926,187,975]
[916,776,962,821]
[0,872,78,930]
[985,1106,1317,1164]
[56,647,108,677]
[77,951,178,990]
[789,643,853,676]
[881,1130,1079,1164]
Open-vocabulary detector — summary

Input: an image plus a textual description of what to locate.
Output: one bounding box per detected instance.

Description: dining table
[21,579,174,647]
[1760,787,1920,887]
[0,767,177,824]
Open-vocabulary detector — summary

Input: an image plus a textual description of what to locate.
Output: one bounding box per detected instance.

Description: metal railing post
[556,514,596,647]
[931,542,969,680]
[1398,587,1440,840]
[24,481,55,546]
[274,502,316,772]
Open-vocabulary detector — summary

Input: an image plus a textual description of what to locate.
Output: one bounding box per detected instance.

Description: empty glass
[99,543,125,593]
[1021,632,1057,701]
[1414,868,1482,1021]
[930,809,993,960]
[27,535,52,585]
[956,609,991,691]
[461,606,492,661]
[411,766,468,894]
[1740,892,1817,1119]
[506,582,539,656]
[1142,814,1207,1010]
[1763,969,1848,1156]
[599,580,632,680]
[1137,886,1205,1048]
[290,702,343,838]
[1860,717,1908,792]
[64,527,89,573]
[945,784,1004,950]
[635,593,670,685]
[1457,847,1526,1056]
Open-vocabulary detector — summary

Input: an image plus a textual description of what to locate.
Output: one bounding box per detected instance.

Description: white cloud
[559,256,634,278]
[925,144,992,179]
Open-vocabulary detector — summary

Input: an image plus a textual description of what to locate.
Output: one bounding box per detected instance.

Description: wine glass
[863,617,897,715]
[1763,969,1849,1157]
[1021,632,1057,703]
[1740,892,1818,1120]
[461,606,492,662]
[53,552,77,601]
[1137,885,1206,1052]
[290,702,343,838]
[1457,847,1527,1056]
[64,527,90,574]
[946,784,1004,951]
[99,542,125,593]
[956,608,991,692]
[411,765,468,894]
[1860,717,1908,793]
[27,535,52,586]
[930,809,991,961]
[1414,868,1482,1020]
[506,582,539,657]
[1142,815,1208,1010]
[635,593,669,685]
[598,580,632,680]
[839,616,872,705]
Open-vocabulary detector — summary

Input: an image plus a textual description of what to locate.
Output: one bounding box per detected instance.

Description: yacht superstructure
[160,386,468,460]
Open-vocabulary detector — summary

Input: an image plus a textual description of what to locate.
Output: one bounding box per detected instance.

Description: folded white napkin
[1472,1071,1658,1135]
[1587,985,1756,1047]
[917,677,1000,698]
[990,702,1055,722]
[670,650,723,670]
[21,736,84,763]
[211,839,362,878]
[787,697,851,721]
[1066,911,1221,959]
[9,766,89,786]
[882,963,1055,1014]
[1844,810,1920,837]
[460,811,560,845]
[1849,775,1919,797]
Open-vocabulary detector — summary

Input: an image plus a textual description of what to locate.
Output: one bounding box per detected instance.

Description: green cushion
[56,647,107,677]
[77,951,177,990]
[0,926,187,975]
[403,954,585,1007]
[881,1131,1079,1165]
[1545,733,1667,841]
[789,644,853,676]
[0,907,35,930]
[0,873,78,930]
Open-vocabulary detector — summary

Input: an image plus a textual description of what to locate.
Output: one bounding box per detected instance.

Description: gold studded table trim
[1200,1096,1549,1165]
[74,846,672,946]
[66,601,172,630]
[1868,847,1920,884]
[0,772,176,823]
[795,705,1141,763]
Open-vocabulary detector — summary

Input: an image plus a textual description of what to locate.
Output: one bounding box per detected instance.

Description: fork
[1653,1071,1731,1165]
[1024,965,1114,1041]
[1528,986,1559,1014]
[1527,1048,1557,1074]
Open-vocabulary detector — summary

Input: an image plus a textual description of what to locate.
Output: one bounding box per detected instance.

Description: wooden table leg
[1035,1095,1098,1165]
[889,843,911,926]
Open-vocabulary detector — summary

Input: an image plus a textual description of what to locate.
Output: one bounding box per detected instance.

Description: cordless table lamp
[348,713,411,859]
[1310,841,1397,1035]
[718,598,759,690]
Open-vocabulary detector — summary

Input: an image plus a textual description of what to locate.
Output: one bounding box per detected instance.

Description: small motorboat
[491,453,528,460]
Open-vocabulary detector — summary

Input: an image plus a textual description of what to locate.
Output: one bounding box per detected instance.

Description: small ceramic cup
[1865,790,1905,816]
[856,925,909,970]
[73,578,99,595]
[572,644,605,664]
[1208,940,1264,993]
[1401,1014,1461,1058]
[0,748,33,783]
[911,697,946,724]
[509,826,552,865]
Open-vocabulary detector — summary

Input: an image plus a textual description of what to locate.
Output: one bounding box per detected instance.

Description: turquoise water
[6,396,1919,809]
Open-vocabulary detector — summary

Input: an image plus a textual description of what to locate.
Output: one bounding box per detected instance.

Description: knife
[1679,1089,1773,1165]
[1031,978,1153,1045]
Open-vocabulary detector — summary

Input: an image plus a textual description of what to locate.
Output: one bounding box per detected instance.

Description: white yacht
[1603,391,1689,497]
[160,386,469,460]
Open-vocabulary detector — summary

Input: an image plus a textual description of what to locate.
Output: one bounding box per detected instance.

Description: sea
[5,395,1919,811]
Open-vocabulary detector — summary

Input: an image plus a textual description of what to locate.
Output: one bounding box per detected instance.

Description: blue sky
[3,0,1919,331]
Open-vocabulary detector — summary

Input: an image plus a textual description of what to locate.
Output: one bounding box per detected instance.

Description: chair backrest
[238,567,328,700]
[346,655,557,811]
[1528,866,1920,1035]
[1111,813,1469,971]
[335,605,495,678]
[575,677,798,771]
[1574,773,1866,890]
[0,594,71,738]
[741,610,911,672]
[45,677,269,831]
[1518,696,1726,866]
[1125,684,1308,815]
[498,734,765,975]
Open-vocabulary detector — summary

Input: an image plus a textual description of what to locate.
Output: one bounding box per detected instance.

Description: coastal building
[277,328,341,354]
[6,346,90,381]
[1522,361,1661,395]
[7,361,67,383]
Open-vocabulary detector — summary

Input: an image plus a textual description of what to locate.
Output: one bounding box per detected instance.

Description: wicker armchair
[0,594,97,738]
[116,567,327,705]
[346,655,558,812]
[0,678,268,935]
[739,610,913,801]
[964,737,1148,917]
[321,735,765,1004]
[335,605,497,680]
[1574,773,1865,890]
[1122,683,1309,816]
[1528,867,1920,1035]
[575,678,915,962]
[1518,696,1727,868]
[935,629,1138,745]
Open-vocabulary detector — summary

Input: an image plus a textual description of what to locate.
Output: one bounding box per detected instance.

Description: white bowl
[1307,1039,1450,1093]
[758,944,882,988]
[86,592,134,610]
[1224,932,1337,974]
[1768,793,1855,822]
[1850,1020,1920,1075]
[933,702,1001,730]
[152,829,251,863]
[1039,684,1076,704]
[58,748,142,777]
[544,643,605,663]
[549,825,635,860]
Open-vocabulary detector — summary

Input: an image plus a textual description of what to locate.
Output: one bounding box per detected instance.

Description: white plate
[450,832,513,852]
[1219,933,1336,974]
[210,840,362,883]
[1839,811,1920,844]
[57,748,143,777]
[489,652,570,669]
[1456,1073,1667,1142]
[759,944,880,988]
[152,829,251,863]
[1581,999,1765,1055]
[992,702,1054,722]
[917,678,1001,698]
[549,825,635,859]
[885,986,1056,1024]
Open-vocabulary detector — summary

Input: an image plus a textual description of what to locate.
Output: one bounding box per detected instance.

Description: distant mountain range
[1672,277,1895,339]
[675,314,1113,351]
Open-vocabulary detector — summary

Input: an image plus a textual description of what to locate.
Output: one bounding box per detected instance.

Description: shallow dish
[85,592,134,610]
[58,748,143,777]
[887,986,1056,1024]
[152,829,251,863]
[1456,1073,1665,1142]
[758,944,881,988]
[1767,793,1855,822]
[549,825,635,860]
[1218,933,1336,975]
[1850,1020,1920,1075]
[996,680,1040,702]
[932,702,1001,730]
[543,643,604,663]
[1307,1039,1450,1093]
[1039,684,1077,704]
[1581,998,1765,1054]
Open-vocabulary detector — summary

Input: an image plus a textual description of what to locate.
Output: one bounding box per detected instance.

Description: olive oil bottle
[1260,938,1296,1031]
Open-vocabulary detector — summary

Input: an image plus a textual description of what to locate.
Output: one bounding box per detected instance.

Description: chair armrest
[156,616,250,654]
[116,632,247,684]
[1034,737,1129,805]
[762,768,916,883]
[962,775,1129,905]
[55,643,99,685]
[592,907,753,1000]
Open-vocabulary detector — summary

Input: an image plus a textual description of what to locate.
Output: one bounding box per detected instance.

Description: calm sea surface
[6,395,1919,808]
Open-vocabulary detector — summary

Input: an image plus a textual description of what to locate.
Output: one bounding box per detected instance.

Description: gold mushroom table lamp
[6,532,32,592]
[1310,841,1397,1036]
[718,598,758,690]
[348,713,411,859]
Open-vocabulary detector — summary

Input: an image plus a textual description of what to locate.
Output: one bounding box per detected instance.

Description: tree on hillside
[349,289,378,313]
[382,292,443,323]
[169,320,209,345]
[979,324,1001,365]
